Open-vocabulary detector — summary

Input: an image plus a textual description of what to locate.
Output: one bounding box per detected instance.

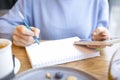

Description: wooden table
[12,43,120,80]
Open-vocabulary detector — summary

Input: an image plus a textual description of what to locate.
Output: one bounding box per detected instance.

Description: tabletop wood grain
[12,43,120,80]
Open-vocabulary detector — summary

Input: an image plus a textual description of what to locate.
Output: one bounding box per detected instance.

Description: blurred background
[109,0,120,37]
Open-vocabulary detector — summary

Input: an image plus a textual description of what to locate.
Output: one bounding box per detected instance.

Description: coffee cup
[0,38,14,80]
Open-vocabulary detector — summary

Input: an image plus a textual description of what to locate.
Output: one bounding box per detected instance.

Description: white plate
[14,57,21,74]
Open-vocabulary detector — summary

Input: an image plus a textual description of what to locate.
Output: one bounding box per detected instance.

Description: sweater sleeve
[97,0,109,28]
[0,0,26,40]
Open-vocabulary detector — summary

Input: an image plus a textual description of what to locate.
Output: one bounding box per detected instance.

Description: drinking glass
[108,47,120,80]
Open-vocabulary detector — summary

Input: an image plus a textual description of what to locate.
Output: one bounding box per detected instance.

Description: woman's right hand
[12,25,40,47]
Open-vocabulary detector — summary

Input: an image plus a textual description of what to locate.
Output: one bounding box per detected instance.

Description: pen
[18,11,40,45]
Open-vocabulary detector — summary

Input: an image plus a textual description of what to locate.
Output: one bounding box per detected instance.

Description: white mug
[0,38,14,80]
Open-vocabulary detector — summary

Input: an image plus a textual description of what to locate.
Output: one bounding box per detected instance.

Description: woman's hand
[12,25,40,47]
[87,27,110,49]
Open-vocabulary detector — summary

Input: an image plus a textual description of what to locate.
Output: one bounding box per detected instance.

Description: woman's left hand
[87,26,110,49]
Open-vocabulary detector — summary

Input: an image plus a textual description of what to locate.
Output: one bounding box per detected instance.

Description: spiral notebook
[25,37,100,69]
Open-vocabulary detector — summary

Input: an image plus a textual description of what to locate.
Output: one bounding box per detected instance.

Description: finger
[93,27,108,35]
[14,34,34,44]
[87,45,106,49]
[13,40,27,47]
[31,27,40,38]
[101,31,109,36]
[92,27,109,41]
[92,34,109,41]
[14,25,36,41]
[16,25,34,36]
[13,35,34,47]
[14,29,33,41]
[13,38,34,47]
[88,45,106,48]
[87,45,99,48]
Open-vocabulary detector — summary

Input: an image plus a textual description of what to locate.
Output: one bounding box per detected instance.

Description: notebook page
[25,37,100,69]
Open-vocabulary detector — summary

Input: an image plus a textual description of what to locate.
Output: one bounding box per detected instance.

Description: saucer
[14,57,21,74]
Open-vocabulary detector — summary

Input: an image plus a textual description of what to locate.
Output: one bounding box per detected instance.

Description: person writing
[0,0,110,47]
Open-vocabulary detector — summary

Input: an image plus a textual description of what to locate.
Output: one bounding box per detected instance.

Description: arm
[97,0,109,29]
[0,0,25,40]
[92,0,110,41]
[0,0,40,47]
[88,0,110,49]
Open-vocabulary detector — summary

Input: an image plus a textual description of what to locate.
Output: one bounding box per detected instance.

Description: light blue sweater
[0,0,109,40]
